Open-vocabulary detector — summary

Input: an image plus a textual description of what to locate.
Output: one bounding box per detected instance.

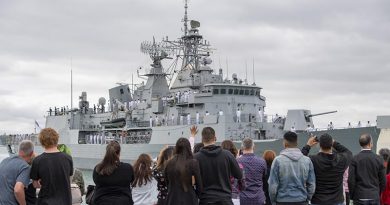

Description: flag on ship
[35,120,41,133]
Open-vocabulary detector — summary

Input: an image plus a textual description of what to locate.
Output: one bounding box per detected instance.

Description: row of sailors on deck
[86,135,105,144]
[148,108,265,127]
[328,121,372,130]
[298,120,374,132]
[48,106,69,116]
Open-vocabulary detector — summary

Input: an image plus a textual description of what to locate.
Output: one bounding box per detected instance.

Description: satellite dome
[202,57,212,65]
[98,97,106,106]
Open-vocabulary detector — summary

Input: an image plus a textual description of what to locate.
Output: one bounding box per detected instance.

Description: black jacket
[302,141,352,204]
[348,150,386,200]
[194,145,242,204]
[93,162,134,205]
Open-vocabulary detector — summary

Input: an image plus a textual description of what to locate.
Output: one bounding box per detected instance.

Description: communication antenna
[70,57,74,129]
[252,57,256,85]
[70,58,73,111]
[225,57,229,80]
[245,60,248,84]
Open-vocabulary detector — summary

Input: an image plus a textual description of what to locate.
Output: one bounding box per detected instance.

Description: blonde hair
[39,128,59,149]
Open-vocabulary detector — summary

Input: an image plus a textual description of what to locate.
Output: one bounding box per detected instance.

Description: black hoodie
[194,145,242,204]
[301,141,352,204]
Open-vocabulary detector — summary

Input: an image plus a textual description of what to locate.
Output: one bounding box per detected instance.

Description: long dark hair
[221,140,238,157]
[172,137,193,192]
[132,153,153,187]
[96,141,121,175]
[156,147,174,170]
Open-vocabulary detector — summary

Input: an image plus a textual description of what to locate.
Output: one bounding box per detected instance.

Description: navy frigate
[2,1,390,169]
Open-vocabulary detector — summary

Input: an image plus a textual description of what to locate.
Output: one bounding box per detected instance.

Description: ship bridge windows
[211,86,258,96]
[120,89,124,95]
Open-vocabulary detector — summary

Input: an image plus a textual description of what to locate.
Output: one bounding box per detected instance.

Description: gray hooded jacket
[268,148,315,204]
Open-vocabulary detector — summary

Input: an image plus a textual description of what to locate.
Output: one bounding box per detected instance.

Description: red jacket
[382,174,390,205]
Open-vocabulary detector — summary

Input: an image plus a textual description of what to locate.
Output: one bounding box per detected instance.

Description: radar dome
[202,57,212,65]
[98,97,106,106]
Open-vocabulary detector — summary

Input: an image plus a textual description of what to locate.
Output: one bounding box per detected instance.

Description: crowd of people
[1,126,389,205]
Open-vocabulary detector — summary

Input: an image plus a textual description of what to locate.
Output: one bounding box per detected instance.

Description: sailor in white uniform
[149,116,153,127]
[196,111,200,124]
[348,122,352,128]
[305,125,313,132]
[236,108,241,123]
[131,100,135,108]
[291,126,296,132]
[258,108,264,122]
[357,121,362,127]
[219,109,224,116]
[184,91,189,103]
[180,115,184,125]
[187,114,191,125]
[155,115,159,126]
[328,122,334,130]
[176,91,181,103]
[171,114,175,125]
[162,96,167,106]
[205,111,210,116]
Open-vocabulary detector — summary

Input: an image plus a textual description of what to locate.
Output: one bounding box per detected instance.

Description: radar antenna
[140,37,174,67]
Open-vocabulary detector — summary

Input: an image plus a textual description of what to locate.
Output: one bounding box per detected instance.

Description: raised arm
[301,135,318,156]
[332,141,352,165]
[189,126,198,151]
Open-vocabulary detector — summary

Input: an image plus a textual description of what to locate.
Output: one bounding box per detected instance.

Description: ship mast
[183,0,188,36]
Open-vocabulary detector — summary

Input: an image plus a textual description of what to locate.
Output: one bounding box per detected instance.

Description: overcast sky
[1,0,389,134]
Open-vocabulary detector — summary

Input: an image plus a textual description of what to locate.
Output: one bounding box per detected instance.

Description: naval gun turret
[284,110,337,131]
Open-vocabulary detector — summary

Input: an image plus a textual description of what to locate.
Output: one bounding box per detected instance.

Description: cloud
[0,0,389,133]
